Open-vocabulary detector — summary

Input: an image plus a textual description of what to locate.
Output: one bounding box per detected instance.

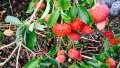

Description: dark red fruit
[103,31,114,39]
[70,18,85,31]
[81,25,94,34]
[67,32,80,41]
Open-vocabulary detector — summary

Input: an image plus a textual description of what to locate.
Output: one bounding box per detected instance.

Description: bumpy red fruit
[81,25,94,34]
[56,55,66,63]
[103,31,113,39]
[52,24,71,37]
[68,48,81,60]
[109,38,120,45]
[105,58,116,68]
[67,32,80,41]
[57,50,65,56]
[70,18,85,31]
[89,3,109,23]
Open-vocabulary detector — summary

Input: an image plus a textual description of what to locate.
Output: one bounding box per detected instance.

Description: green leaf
[69,5,78,20]
[25,31,36,50]
[26,2,34,13]
[5,16,22,26]
[61,12,71,23]
[78,5,94,26]
[24,58,39,68]
[34,23,47,31]
[48,45,58,56]
[95,53,108,62]
[114,34,120,38]
[56,0,71,10]
[69,64,79,68]
[100,63,109,68]
[48,9,60,28]
[29,23,35,32]
[86,0,94,7]
[16,25,27,40]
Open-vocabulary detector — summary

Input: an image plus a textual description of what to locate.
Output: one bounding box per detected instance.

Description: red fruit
[89,3,109,23]
[56,55,66,63]
[103,31,113,39]
[81,25,94,34]
[34,2,46,12]
[57,50,65,56]
[70,18,85,31]
[96,18,108,31]
[68,48,81,60]
[105,58,116,68]
[52,24,71,37]
[67,32,80,41]
[109,38,120,45]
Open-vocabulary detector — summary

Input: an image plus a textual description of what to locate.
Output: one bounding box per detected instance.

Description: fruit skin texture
[89,3,109,23]
[68,48,81,60]
[81,25,94,35]
[69,18,85,32]
[109,38,120,45]
[56,55,66,63]
[57,50,65,56]
[52,24,71,37]
[105,58,116,68]
[110,1,120,16]
[96,18,108,31]
[103,31,113,39]
[67,32,80,41]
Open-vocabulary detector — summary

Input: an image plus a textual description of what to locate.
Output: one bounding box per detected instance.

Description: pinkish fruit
[57,50,65,56]
[68,48,81,60]
[105,58,116,68]
[89,3,109,23]
[56,55,66,63]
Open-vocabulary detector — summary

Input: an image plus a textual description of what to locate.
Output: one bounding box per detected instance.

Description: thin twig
[117,62,120,68]
[22,44,36,57]
[29,0,44,23]
[81,37,100,43]
[0,45,19,66]
[8,0,13,15]
[16,44,21,68]
[0,41,16,50]
[81,55,93,60]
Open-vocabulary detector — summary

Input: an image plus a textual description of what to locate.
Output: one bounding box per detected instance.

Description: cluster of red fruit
[52,18,94,41]
[55,48,82,63]
[103,31,120,45]
[52,3,111,41]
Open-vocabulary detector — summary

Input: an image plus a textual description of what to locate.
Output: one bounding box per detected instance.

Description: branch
[117,62,120,68]
[28,0,44,23]
[16,45,21,68]
[0,45,19,66]
[22,44,36,57]
[81,37,100,43]
[0,41,16,50]
[81,55,93,60]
